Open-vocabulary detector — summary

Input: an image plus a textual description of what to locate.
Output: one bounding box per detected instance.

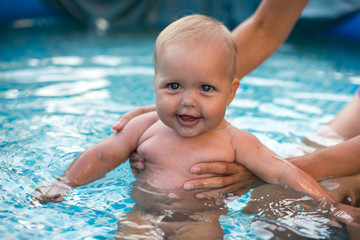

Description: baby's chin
[177,131,200,138]
[173,126,207,138]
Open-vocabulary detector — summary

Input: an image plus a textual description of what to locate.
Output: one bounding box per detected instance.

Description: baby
[32,15,354,239]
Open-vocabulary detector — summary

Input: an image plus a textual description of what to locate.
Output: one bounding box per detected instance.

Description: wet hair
[154,14,237,77]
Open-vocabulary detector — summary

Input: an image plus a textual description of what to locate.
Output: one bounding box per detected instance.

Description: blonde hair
[154,14,237,77]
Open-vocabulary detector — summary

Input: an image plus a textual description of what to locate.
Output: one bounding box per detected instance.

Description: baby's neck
[214,120,231,130]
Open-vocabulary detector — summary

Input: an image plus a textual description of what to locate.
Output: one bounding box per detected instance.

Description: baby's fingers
[31,186,65,203]
[30,189,44,203]
[52,195,65,202]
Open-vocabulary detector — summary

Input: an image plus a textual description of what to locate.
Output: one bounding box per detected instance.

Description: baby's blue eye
[201,85,213,92]
[168,83,180,90]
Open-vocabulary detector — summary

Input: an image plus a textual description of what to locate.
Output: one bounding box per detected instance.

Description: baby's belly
[130,179,224,218]
[138,162,208,189]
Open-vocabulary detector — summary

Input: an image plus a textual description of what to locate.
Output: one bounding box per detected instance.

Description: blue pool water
[1,20,360,239]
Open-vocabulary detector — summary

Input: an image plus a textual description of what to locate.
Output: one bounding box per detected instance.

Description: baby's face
[154,43,237,137]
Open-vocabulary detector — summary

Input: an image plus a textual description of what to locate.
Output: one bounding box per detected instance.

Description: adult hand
[31,179,73,204]
[112,104,156,131]
[320,174,360,207]
[331,203,360,228]
[182,162,264,199]
[129,151,146,174]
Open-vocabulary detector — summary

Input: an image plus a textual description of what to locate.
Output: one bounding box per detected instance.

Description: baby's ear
[227,78,240,105]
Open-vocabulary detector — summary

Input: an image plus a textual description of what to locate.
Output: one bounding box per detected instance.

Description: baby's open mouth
[177,115,200,126]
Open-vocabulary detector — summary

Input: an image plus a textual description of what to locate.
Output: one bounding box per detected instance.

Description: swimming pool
[1,20,359,239]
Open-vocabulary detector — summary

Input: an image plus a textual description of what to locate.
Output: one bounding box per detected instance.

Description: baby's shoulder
[226,125,260,145]
[227,124,252,137]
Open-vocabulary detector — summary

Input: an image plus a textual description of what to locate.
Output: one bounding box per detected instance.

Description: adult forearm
[232,0,309,78]
[290,135,360,180]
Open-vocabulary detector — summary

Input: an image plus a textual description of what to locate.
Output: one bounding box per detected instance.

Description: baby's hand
[31,179,73,204]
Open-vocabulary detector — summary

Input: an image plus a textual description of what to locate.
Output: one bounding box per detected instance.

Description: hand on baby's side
[320,174,360,207]
[31,179,73,204]
[112,104,156,131]
[182,162,264,199]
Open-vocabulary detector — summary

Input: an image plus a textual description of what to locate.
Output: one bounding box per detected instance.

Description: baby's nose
[181,92,197,108]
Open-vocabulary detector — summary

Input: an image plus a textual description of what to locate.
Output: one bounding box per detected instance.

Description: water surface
[1,20,359,239]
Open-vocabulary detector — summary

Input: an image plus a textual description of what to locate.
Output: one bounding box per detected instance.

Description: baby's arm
[235,132,333,202]
[233,131,360,225]
[32,112,158,203]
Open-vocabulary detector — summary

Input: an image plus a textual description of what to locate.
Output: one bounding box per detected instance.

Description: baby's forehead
[159,45,234,78]
[161,39,230,56]
[155,37,236,77]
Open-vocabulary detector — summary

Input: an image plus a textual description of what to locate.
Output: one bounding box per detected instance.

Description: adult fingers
[194,183,252,200]
[131,167,139,175]
[348,191,359,207]
[53,195,65,202]
[183,173,258,190]
[112,104,156,131]
[129,160,145,171]
[129,152,146,174]
[129,152,146,162]
[190,162,249,175]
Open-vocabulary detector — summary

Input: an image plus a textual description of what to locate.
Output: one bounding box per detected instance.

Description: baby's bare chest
[135,123,237,188]
[138,127,235,169]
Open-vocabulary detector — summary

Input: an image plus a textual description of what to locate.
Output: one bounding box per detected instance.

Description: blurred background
[1,0,360,40]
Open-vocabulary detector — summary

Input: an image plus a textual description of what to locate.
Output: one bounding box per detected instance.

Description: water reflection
[34,79,109,97]
[223,185,349,239]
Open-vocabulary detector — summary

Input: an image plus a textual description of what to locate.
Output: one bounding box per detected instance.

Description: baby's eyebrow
[199,78,217,84]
